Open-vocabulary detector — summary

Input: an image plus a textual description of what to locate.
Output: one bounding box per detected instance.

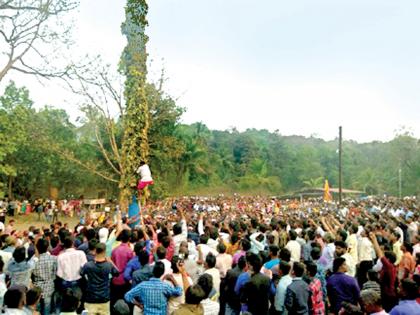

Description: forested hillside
[1,81,419,200]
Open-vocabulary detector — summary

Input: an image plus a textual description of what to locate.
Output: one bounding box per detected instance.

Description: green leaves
[0,81,33,182]
[119,0,151,204]
[0,80,418,198]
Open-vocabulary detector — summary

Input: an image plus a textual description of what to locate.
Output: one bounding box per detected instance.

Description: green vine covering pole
[119,0,150,210]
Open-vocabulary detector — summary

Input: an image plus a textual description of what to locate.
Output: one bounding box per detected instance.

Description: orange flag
[324,179,332,202]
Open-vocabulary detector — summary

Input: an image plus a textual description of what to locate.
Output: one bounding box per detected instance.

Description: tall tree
[0,81,33,198]
[119,0,150,207]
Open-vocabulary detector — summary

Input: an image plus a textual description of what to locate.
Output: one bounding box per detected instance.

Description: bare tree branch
[52,146,119,183]
[66,63,124,174]
[0,0,80,82]
[94,126,121,175]
[28,127,119,183]
[0,0,77,14]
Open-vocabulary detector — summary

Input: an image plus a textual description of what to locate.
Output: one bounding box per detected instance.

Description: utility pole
[338,126,343,205]
[398,163,402,199]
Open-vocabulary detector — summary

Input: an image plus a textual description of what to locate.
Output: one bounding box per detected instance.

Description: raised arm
[114,211,124,238]
[320,217,335,236]
[330,216,343,230]
[177,261,191,292]
[198,213,205,235]
[369,232,383,259]
[196,244,204,265]
[179,208,188,237]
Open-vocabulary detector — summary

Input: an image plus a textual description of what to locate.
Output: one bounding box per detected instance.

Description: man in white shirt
[408,220,418,244]
[136,161,153,198]
[172,208,188,255]
[335,240,356,277]
[203,253,221,297]
[197,214,219,255]
[357,230,374,285]
[155,246,172,276]
[0,246,12,273]
[215,243,233,278]
[250,232,265,254]
[3,286,27,315]
[358,231,374,263]
[56,236,87,285]
[285,230,301,263]
[197,235,218,263]
[320,233,336,271]
[413,235,420,257]
[346,225,359,263]
[198,274,220,315]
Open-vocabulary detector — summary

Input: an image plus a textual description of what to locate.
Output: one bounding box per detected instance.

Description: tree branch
[0,0,79,83]
[0,0,77,14]
[52,147,119,183]
[94,126,121,175]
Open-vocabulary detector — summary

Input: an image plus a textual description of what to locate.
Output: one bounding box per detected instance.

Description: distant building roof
[279,187,364,199]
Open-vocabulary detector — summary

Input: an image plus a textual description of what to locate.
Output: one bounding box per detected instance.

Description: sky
[2,0,420,142]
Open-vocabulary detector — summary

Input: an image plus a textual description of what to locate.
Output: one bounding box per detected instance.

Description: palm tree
[303,176,324,189]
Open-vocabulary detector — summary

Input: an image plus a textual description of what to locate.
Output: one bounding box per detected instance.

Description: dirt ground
[7,213,80,231]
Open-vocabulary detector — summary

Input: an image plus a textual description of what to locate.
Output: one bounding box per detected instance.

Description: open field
[7,213,80,231]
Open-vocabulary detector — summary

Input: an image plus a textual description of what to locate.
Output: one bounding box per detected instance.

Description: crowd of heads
[0,194,417,314]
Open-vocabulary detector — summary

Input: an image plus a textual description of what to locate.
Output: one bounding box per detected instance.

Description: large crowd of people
[0,195,418,315]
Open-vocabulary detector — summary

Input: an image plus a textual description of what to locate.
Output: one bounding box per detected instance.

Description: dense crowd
[0,199,82,223]
[0,196,418,315]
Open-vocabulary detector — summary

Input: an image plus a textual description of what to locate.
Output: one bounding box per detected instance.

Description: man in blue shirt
[77,228,97,255]
[234,266,250,297]
[263,245,280,271]
[285,262,310,315]
[274,261,293,313]
[224,256,246,315]
[81,243,119,315]
[390,279,420,315]
[327,257,360,314]
[123,241,151,283]
[124,262,183,315]
[132,250,153,287]
[242,253,271,315]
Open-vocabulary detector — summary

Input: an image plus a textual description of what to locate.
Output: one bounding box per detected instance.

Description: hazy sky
[2,0,420,142]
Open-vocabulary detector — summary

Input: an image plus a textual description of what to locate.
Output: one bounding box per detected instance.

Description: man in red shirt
[306,262,325,315]
[370,232,398,312]
[111,229,134,306]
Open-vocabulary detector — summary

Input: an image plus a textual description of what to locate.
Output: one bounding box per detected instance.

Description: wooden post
[339,126,343,205]
[398,163,402,199]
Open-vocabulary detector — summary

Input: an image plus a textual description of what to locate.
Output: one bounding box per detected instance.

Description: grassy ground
[8,213,80,231]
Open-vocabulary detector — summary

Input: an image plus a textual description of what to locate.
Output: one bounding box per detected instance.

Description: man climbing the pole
[136,161,153,200]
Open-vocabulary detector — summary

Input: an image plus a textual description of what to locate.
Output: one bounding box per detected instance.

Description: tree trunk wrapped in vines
[119,0,150,209]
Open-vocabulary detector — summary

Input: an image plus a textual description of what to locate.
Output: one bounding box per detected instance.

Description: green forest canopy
[0,81,419,200]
